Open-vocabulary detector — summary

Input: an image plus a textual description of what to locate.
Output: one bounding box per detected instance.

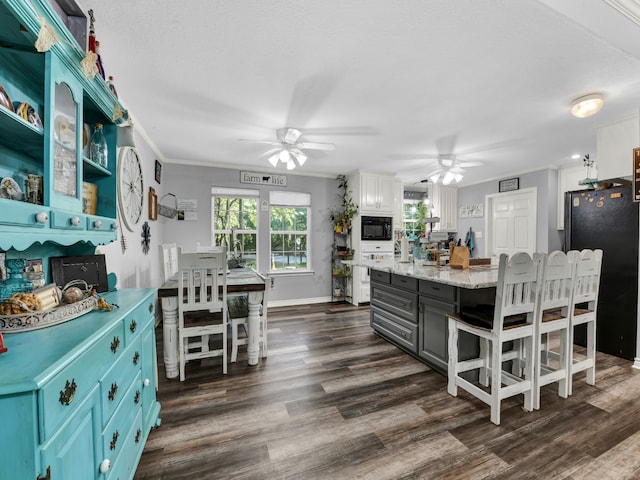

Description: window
[269,191,311,272]
[211,188,258,268]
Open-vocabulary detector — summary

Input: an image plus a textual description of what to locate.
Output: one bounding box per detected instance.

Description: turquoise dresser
[0,288,161,479]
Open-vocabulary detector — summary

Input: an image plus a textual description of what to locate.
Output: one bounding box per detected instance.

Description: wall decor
[141,221,151,255]
[155,159,162,184]
[240,171,287,186]
[459,203,484,218]
[148,187,158,220]
[499,177,519,192]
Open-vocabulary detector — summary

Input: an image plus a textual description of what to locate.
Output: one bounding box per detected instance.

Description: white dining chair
[533,250,575,410]
[177,249,228,381]
[567,248,603,395]
[448,252,541,425]
[160,243,179,283]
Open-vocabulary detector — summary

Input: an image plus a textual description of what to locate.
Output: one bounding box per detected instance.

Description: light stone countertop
[342,258,499,289]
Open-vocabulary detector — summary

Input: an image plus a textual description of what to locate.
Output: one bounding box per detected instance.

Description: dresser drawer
[106,407,144,480]
[39,321,125,442]
[102,372,143,465]
[50,210,86,230]
[100,336,142,426]
[123,299,154,345]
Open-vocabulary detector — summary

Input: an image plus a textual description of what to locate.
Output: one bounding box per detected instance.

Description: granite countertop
[342,258,499,289]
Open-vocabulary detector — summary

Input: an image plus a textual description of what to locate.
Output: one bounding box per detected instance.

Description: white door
[485,187,537,258]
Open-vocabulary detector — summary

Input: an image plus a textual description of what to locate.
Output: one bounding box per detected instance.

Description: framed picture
[148,187,158,220]
[155,159,162,184]
[499,177,519,192]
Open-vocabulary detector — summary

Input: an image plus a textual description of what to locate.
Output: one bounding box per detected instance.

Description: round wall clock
[141,221,151,255]
[118,146,144,232]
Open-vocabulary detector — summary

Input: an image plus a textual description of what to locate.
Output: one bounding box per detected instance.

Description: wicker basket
[158,193,177,218]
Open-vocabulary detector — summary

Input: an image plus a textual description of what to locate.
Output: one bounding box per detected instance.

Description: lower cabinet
[418,295,456,374]
[371,305,418,353]
[0,288,161,480]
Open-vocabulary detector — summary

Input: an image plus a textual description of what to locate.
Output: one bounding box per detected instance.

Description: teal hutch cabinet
[0,1,161,478]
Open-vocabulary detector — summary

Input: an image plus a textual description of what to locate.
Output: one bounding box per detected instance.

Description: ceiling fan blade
[457,161,485,168]
[450,167,466,173]
[297,142,336,151]
[259,147,281,158]
[239,139,280,146]
[425,168,443,178]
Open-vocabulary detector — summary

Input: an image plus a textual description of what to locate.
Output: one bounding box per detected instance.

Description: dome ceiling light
[570,93,605,118]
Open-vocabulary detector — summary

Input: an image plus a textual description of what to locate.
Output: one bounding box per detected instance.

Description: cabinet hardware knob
[129,319,137,333]
[143,378,151,387]
[36,211,48,224]
[58,378,77,406]
[110,430,119,450]
[134,389,141,404]
[112,222,117,230]
[110,336,120,353]
[99,459,111,474]
[135,428,142,443]
[108,382,118,401]
[133,351,140,365]
[94,220,103,229]
[37,465,51,480]
[71,216,80,226]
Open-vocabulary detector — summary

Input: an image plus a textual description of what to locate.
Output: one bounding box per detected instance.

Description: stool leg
[447,318,459,396]
[231,320,239,363]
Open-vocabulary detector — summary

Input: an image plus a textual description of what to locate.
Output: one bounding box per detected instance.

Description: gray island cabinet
[350,259,499,374]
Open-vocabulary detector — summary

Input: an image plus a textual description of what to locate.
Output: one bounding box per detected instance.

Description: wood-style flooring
[135,303,640,480]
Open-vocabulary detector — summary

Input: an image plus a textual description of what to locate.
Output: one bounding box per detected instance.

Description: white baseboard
[633,358,640,369]
[267,296,334,308]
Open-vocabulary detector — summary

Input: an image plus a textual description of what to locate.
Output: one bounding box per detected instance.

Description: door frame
[484,187,537,258]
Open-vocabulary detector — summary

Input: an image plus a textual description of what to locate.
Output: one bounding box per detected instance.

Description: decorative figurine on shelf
[87,9,106,79]
[0,258,32,298]
[107,76,118,98]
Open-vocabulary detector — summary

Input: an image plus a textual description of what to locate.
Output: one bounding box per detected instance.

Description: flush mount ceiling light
[570,93,605,118]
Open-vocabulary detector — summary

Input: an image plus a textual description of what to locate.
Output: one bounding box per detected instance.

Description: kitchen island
[343,258,499,374]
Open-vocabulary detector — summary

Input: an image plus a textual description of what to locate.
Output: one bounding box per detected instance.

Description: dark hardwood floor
[135,303,640,480]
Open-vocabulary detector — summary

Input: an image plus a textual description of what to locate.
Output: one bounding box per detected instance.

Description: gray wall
[161,164,340,304]
[457,168,562,256]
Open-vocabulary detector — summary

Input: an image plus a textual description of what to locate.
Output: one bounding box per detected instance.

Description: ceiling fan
[424,154,485,185]
[240,127,335,170]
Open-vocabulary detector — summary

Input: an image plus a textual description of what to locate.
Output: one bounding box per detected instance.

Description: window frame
[269,191,311,274]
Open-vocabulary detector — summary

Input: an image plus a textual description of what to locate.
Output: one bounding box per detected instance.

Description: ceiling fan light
[286,158,296,170]
[295,151,307,166]
[454,173,464,183]
[442,171,455,185]
[429,173,441,183]
[570,93,604,118]
[268,153,279,167]
[279,149,290,162]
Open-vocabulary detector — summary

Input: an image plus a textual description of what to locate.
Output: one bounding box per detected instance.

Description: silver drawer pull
[59,379,77,406]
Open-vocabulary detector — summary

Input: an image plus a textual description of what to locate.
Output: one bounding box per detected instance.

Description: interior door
[485,188,537,258]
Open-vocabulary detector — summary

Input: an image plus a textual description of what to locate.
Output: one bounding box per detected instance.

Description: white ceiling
[88,0,640,186]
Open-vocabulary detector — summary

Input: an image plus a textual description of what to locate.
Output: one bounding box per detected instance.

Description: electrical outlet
[475,231,483,238]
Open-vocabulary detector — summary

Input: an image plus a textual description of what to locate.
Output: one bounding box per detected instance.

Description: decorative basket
[158,193,177,218]
[0,296,98,333]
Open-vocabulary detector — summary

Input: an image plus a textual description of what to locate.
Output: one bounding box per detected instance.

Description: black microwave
[361,216,393,241]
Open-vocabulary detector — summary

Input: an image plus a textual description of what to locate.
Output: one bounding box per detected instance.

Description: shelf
[0,106,44,160]
[83,156,111,177]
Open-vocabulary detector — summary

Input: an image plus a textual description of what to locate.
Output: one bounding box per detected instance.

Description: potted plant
[330,174,358,231]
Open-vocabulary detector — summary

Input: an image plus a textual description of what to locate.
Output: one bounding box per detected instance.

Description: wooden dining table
[157,268,267,378]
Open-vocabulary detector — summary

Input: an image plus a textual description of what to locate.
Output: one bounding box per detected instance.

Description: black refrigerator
[564,185,638,360]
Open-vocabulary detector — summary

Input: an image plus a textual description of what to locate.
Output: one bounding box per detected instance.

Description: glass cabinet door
[53,82,78,199]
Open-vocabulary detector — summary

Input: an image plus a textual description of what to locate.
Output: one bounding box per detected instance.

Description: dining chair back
[566,248,603,394]
[177,249,228,381]
[160,243,179,283]
[533,250,575,409]
[447,251,541,425]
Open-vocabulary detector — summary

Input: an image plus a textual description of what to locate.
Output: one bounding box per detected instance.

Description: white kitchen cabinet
[557,164,594,230]
[429,183,458,232]
[353,172,395,214]
[393,179,404,229]
[596,112,639,181]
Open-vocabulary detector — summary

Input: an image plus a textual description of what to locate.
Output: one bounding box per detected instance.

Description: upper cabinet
[0,0,123,251]
[393,179,404,230]
[429,183,458,233]
[596,112,640,181]
[351,172,395,215]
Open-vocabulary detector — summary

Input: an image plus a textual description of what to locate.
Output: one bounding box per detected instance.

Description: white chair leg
[557,328,570,399]
[447,318,458,396]
[479,338,490,387]
[586,322,596,385]
[231,320,239,363]
[490,341,501,425]
[222,329,228,375]
[523,336,534,412]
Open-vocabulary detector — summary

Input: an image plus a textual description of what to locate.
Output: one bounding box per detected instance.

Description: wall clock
[118,146,144,232]
[141,221,151,255]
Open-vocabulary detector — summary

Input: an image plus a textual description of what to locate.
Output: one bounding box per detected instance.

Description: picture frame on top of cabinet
[499,177,519,193]
[155,159,162,184]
